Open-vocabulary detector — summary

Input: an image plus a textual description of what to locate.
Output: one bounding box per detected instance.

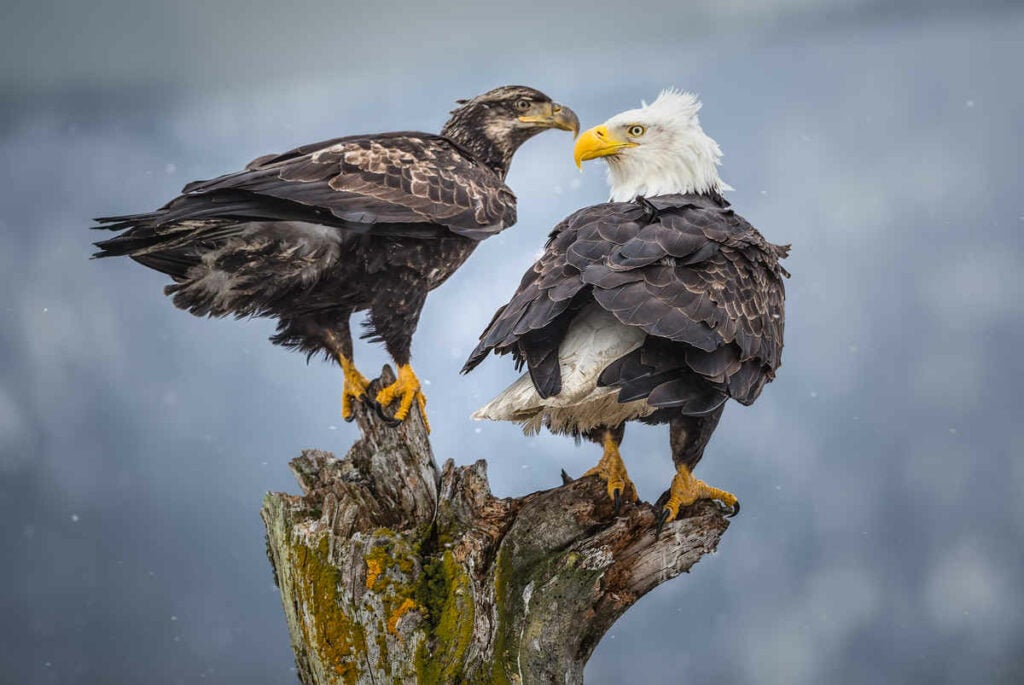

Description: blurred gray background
[2,1,1023,683]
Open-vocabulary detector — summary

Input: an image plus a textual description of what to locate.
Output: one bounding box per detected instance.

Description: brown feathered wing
[464,194,788,415]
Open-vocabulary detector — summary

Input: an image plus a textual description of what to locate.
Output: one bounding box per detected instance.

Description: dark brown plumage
[465,193,788,405]
[464,192,789,522]
[92,85,578,426]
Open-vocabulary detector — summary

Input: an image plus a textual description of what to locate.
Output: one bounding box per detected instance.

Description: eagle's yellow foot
[583,431,637,515]
[339,355,371,422]
[656,466,739,537]
[375,364,430,432]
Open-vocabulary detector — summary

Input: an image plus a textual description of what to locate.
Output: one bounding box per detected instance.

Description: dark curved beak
[519,102,580,139]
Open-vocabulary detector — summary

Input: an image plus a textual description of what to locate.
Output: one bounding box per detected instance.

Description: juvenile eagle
[93,86,578,429]
[464,91,788,531]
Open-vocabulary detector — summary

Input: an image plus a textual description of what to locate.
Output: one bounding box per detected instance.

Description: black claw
[612,488,622,516]
[654,508,671,539]
[344,394,371,422]
[560,469,574,486]
[371,398,401,426]
[728,501,740,518]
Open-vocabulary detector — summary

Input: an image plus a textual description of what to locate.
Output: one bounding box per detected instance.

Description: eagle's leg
[656,406,737,535]
[658,465,739,533]
[324,325,371,422]
[368,289,430,431]
[375,364,429,431]
[582,424,636,514]
[339,355,372,422]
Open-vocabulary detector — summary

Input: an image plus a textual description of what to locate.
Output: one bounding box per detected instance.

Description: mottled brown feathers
[91,86,569,367]
[96,132,517,245]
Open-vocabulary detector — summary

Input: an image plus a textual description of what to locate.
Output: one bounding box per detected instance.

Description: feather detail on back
[464,193,787,434]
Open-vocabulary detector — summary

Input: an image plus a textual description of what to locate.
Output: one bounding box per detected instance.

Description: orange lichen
[387,597,419,636]
[366,557,383,589]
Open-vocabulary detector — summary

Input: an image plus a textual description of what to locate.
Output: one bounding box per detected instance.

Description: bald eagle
[93,86,578,429]
[463,91,788,531]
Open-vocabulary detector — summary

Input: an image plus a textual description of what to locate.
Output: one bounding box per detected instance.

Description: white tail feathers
[471,306,653,434]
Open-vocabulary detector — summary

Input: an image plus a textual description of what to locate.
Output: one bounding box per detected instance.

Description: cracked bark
[261,367,731,684]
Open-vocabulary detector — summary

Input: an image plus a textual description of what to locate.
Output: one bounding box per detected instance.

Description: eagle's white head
[574,89,729,202]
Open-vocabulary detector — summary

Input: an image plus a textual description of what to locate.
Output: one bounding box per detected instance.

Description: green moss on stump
[414,551,477,683]
[291,536,366,683]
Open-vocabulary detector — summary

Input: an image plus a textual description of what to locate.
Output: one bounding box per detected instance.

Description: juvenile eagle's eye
[515,100,532,112]
[627,125,646,137]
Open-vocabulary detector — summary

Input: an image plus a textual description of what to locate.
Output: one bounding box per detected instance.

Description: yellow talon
[339,355,371,421]
[660,465,739,528]
[582,430,637,511]
[375,364,430,432]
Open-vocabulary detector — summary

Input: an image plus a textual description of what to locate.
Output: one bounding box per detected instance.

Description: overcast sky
[2,1,1023,684]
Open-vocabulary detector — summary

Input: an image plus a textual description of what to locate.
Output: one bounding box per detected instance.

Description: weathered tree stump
[261,367,731,684]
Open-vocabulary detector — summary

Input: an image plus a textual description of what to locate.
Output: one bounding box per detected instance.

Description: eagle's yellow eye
[627,125,646,137]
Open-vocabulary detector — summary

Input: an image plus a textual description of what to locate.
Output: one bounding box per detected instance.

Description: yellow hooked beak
[518,102,580,137]
[573,124,637,169]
